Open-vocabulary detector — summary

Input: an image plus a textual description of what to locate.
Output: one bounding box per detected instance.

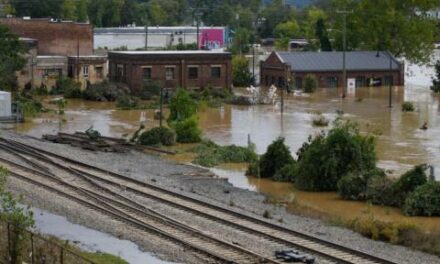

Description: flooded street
[2,51,440,235]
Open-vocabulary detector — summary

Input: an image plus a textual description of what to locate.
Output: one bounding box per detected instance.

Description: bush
[192,140,257,167]
[273,163,297,182]
[404,181,440,216]
[304,74,318,93]
[401,102,415,112]
[83,81,129,101]
[365,175,397,206]
[116,95,139,109]
[138,127,175,146]
[295,120,377,191]
[393,165,428,207]
[52,77,82,98]
[337,169,386,201]
[168,89,197,122]
[173,116,202,143]
[312,114,329,127]
[139,81,161,100]
[256,137,295,178]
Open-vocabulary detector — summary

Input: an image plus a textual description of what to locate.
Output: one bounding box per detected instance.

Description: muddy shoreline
[1,131,440,264]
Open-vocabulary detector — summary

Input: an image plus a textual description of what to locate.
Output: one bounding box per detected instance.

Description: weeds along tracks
[0,138,398,264]
[0,145,280,264]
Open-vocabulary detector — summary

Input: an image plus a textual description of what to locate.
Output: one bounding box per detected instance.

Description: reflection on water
[32,207,178,264]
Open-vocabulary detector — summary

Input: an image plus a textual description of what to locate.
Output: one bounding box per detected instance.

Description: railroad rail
[0,138,398,264]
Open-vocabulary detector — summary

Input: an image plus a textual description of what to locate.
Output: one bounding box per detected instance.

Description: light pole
[388,51,393,108]
[252,44,256,86]
[337,9,353,98]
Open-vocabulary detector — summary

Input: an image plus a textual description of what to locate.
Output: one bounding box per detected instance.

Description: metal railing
[0,218,96,264]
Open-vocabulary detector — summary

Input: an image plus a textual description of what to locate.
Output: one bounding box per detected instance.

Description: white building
[0,91,11,118]
[94,26,229,51]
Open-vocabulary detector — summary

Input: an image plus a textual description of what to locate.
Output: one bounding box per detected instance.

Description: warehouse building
[260,51,405,89]
[108,51,232,93]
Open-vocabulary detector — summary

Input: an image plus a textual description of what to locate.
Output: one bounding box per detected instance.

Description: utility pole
[190,7,207,50]
[336,9,353,98]
[388,51,393,108]
[252,44,255,86]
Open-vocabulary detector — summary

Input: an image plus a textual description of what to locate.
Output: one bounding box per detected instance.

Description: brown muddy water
[2,56,440,234]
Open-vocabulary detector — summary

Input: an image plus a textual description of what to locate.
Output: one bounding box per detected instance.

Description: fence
[0,219,96,264]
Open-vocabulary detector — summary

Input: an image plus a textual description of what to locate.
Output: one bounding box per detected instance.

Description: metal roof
[109,50,230,55]
[277,51,402,72]
[94,26,226,35]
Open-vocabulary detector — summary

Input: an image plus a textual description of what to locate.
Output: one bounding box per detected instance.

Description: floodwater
[32,207,178,264]
[2,51,440,234]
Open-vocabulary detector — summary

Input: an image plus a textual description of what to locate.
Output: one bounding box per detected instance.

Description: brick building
[2,17,107,89]
[260,51,405,89]
[108,51,232,93]
[0,17,93,56]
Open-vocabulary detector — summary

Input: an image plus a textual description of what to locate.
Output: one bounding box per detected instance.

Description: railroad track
[0,151,279,264]
[0,138,398,264]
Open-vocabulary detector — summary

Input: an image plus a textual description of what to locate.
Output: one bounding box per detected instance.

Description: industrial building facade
[108,51,232,93]
[261,51,405,89]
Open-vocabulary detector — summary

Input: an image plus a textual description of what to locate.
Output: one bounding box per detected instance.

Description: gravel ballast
[1,131,440,264]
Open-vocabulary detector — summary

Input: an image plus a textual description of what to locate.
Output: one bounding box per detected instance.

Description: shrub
[401,102,415,112]
[312,114,329,127]
[337,169,386,201]
[404,181,440,216]
[168,89,197,122]
[173,116,202,143]
[83,81,129,101]
[393,165,428,207]
[273,163,297,182]
[116,95,139,109]
[303,74,318,93]
[138,127,175,146]
[139,81,161,100]
[365,175,397,206]
[192,140,257,167]
[52,77,82,98]
[257,137,295,178]
[295,120,377,191]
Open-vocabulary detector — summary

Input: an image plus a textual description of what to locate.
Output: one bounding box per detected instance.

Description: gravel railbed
[2,131,440,264]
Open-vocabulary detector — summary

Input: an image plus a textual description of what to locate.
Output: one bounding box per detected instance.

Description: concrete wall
[0,18,93,56]
[0,91,11,117]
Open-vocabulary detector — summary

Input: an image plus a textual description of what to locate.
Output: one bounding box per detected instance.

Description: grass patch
[80,251,128,264]
[402,102,415,112]
[191,140,257,167]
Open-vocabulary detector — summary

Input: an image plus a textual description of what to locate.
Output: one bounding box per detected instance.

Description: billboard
[200,28,225,50]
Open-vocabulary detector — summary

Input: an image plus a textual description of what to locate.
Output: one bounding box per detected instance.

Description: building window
[43,69,62,78]
[211,67,221,78]
[143,68,152,80]
[384,75,393,86]
[271,76,276,85]
[96,66,103,79]
[188,67,198,79]
[355,76,365,88]
[326,76,338,88]
[83,65,89,78]
[165,67,174,80]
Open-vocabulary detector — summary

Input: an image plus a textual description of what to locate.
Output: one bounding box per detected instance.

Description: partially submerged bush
[83,81,129,101]
[337,169,385,201]
[116,95,139,109]
[304,74,318,93]
[192,140,257,167]
[138,126,175,146]
[431,60,440,93]
[254,137,295,178]
[404,181,440,216]
[312,114,329,127]
[273,163,297,182]
[52,77,82,98]
[365,175,397,206]
[140,81,161,100]
[393,165,428,207]
[295,120,376,191]
[402,102,415,112]
[173,116,202,143]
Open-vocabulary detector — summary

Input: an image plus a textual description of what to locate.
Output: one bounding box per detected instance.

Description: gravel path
[1,131,440,264]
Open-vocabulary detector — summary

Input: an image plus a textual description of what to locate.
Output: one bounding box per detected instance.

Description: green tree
[76,0,89,22]
[232,55,252,87]
[257,137,295,178]
[404,181,440,216]
[168,89,197,122]
[230,27,251,55]
[0,25,27,92]
[315,18,332,51]
[11,0,63,18]
[61,0,77,21]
